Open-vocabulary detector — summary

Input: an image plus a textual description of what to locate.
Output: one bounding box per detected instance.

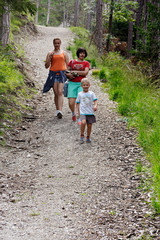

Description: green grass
[136,159,143,173]
[101,54,160,213]
[70,27,160,214]
[0,21,35,143]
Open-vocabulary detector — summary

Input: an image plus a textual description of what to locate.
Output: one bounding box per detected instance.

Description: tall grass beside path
[0,46,35,141]
[101,53,160,213]
[69,27,160,213]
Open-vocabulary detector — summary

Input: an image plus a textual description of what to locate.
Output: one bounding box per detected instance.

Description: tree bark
[86,0,91,30]
[127,21,133,58]
[74,0,79,26]
[63,3,66,27]
[106,0,114,53]
[46,0,51,26]
[95,0,103,53]
[0,5,11,47]
[35,0,39,25]
[136,0,144,48]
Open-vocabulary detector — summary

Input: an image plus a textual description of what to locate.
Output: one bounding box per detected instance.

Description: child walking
[76,78,97,143]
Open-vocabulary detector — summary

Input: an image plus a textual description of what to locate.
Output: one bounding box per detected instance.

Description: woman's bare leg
[57,83,64,112]
[69,98,76,113]
[53,83,58,110]
[53,82,64,112]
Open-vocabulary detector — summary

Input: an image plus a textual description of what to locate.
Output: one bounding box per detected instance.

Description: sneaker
[80,136,84,144]
[78,118,81,125]
[57,111,63,119]
[55,110,59,116]
[72,115,76,122]
[86,138,91,143]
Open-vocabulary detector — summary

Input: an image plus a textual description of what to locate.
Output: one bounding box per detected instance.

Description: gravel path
[0,26,160,240]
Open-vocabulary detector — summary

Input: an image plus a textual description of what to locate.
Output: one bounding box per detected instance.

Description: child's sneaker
[86,138,91,143]
[78,118,81,125]
[72,115,76,121]
[80,136,84,144]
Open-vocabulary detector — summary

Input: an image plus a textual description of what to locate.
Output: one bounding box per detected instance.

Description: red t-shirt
[68,60,90,82]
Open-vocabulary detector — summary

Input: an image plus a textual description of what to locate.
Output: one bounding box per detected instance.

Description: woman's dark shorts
[54,74,65,83]
[80,115,96,124]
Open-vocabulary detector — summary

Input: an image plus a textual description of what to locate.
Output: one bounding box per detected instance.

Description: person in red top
[66,47,90,124]
[43,38,69,119]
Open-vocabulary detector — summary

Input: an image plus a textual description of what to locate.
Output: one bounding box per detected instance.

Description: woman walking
[43,38,69,119]
[66,47,90,123]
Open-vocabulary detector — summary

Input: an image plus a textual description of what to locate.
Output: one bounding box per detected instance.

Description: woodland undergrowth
[69,27,160,214]
[0,15,36,143]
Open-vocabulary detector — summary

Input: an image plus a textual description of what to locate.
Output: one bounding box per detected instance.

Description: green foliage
[0,58,24,95]
[90,59,96,68]
[98,52,160,212]
[70,27,90,40]
[10,14,23,33]
[111,20,129,41]
[92,69,100,76]
[103,0,138,27]
[69,27,100,67]
[36,0,75,26]
[135,1,160,70]
[0,0,36,15]
[99,68,107,80]
[136,159,143,173]
[0,43,35,140]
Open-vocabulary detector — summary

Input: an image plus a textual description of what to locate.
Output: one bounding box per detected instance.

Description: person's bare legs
[57,83,64,112]
[69,98,77,121]
[87,123,92,141]
[81,119,86,137]
[53,83,58,110]
[53,82,64,117]
[69,98,76,113]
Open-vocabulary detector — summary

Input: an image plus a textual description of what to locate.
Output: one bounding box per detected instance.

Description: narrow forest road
[0,26,160,240]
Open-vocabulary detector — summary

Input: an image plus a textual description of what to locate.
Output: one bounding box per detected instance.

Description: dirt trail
[0,26,160,240]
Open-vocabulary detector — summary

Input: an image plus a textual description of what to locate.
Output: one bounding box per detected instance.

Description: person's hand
[49,51,54,59]
[71,71,79,77]
[65,72,75,80]
[93,105,97,111]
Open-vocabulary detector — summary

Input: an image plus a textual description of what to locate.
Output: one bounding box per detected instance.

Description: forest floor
[0,26,160,240]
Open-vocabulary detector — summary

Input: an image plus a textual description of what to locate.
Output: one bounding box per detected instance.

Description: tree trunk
[95,0,103,53]
[63,3,66,27]
[74,0,79,26]
[136,0,144,48]
[150,0,160,70]
[35,0,39,25]
[0,5,11,47]
[127,21,133,58]
[106,0,114,53]
[46,0,51,26]
[86,0,91,30]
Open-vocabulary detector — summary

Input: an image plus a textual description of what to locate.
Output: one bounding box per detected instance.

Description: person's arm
[76,102,80,116]
[64,51,69,70]
[45,51,54,69]
[71,67,89,76]
[76,93,80,115]
[93,100,97,111]
[65,60,75,80]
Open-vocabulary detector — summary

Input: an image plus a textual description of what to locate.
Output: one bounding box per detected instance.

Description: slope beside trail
[0,26,160,240]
